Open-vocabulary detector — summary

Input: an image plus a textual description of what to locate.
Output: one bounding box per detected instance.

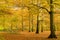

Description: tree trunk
[36,15,39,34]
[22,15,24,31]
[48,0,57,38]
[31,14,34,32]
[41,22,43,32]
[29,13,31,32]
[48,12,57,38]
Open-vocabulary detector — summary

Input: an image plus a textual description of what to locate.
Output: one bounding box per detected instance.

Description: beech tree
[31,0,57,38]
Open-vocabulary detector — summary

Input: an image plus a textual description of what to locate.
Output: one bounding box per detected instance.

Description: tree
[41,14,44,32]
[36,14,40,33]
[27,8,31,32]
[21,9,24,31]
[48,0,57,38]
[30,0,58,38]
[28,5,40,33]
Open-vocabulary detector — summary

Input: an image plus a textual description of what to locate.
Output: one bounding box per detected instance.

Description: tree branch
[21,4,50,13]
[31,3,50,13]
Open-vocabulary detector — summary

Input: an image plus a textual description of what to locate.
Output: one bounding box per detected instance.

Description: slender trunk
[29,13,31,32]
[36,15,39,34]
[31,14,34,32]
[22,15,24,31]
[41,20,43,32]
[41,14,44,32]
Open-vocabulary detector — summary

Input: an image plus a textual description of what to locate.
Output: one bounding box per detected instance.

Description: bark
[29,13,31,32]
[48,12,57,38]
[31,14,34,32]
[36,15,39,34]
[22,15,24,31]
[41,19,43,32]
[48,0,57,38]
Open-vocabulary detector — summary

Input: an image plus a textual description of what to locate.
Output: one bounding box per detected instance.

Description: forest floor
[0,31,60,40]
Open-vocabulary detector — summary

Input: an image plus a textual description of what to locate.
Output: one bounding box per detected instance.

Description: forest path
[0,31,60,40]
